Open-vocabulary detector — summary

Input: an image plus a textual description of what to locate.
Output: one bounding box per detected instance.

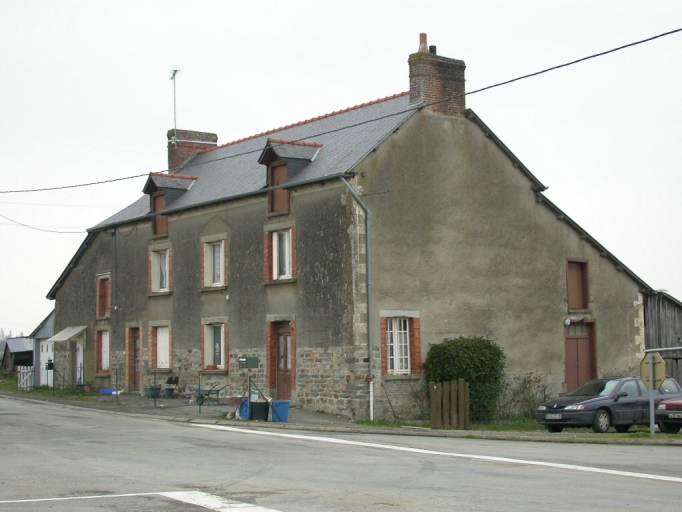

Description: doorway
[127,328,142,391]
[275,322,293,400]
[564,322,596,392]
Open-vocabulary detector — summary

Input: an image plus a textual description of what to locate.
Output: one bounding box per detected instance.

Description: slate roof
[92,92,417,230]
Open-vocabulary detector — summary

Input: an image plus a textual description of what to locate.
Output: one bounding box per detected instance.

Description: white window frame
[100,330,110,371]
[204,324,226,369]
[155,326,170,369]
[386,317,410,375]
[203,240,225,287]
[151,249,170,292]
[272,229,292,280]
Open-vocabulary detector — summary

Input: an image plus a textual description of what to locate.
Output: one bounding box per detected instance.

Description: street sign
[640,352,666,390]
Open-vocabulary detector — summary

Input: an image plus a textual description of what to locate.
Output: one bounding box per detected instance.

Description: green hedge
[423,336,506,422]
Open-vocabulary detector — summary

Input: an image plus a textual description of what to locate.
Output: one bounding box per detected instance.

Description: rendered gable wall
[353,109,644,417]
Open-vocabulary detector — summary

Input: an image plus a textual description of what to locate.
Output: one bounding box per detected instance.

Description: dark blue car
[536,376,682,433]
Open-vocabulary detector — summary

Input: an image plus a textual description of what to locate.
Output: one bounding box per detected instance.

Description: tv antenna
[169,68,181,146]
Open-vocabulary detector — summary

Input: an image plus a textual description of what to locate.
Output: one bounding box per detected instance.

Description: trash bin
[271,400,290,422]
[164,387,174,399]
[144,386,161,398]
[238,398,250,420]
[250,401,269,421]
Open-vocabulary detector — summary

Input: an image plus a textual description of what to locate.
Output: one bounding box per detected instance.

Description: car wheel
[614,425,630,433]
[592,409,611,433]
[659,421,682,434]
[546,425,563,433]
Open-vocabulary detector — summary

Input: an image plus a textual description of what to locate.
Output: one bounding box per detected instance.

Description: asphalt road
[1,397,681,511]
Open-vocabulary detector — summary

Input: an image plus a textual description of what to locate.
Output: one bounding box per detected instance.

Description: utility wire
[0,212,85,234]
[0,27,680,194]
[0,174,146,194]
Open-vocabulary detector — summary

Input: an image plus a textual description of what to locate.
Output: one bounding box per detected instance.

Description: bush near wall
[422,336,506,422]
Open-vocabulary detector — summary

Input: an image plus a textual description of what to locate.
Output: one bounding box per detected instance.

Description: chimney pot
[418,33,429,53]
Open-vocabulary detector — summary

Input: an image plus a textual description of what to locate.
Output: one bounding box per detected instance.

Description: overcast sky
[1,1,681,336]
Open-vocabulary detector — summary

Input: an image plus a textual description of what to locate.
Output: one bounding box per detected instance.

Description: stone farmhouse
[46,34,682,420]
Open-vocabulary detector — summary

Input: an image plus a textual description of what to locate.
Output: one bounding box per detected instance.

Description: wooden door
[565,323,596,392]
[276,323,292,400]
[128,328,142,391]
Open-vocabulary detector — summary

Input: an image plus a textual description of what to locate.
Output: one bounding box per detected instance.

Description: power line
[1,27,680,194]
[0,174,147,194]
[0,212,85,234]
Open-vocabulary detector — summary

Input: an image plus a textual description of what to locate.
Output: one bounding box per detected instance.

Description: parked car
[536,376,682,433]
[655,397,682,433]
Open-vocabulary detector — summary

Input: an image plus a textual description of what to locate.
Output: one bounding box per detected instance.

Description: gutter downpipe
[340,176,374,421]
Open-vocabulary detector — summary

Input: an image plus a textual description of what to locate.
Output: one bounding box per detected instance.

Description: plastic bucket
[271,400,290,422]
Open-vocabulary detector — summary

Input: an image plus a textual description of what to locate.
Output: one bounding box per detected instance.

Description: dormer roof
[258,138,323,165]
[143,172,198,195]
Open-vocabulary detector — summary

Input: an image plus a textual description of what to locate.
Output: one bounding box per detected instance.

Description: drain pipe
[340,177,374,421]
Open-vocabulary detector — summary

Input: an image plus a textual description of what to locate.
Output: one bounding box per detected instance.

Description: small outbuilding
[1,338,34,371]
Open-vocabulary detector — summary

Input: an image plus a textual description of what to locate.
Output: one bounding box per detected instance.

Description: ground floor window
[380,312,422,376]
[95,330,110,374]
[150,326,171,369]
[203,323,227,369]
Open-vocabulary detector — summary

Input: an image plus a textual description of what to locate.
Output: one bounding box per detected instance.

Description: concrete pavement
[2,389,682,445]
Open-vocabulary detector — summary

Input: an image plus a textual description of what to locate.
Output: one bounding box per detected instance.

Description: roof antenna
[169,67,181,147]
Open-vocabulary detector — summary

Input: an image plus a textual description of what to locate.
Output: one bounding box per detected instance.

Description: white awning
[47,326,87,343]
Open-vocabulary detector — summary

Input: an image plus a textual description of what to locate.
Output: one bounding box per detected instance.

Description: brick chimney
[167,129,218,172]
[409,33,466,116]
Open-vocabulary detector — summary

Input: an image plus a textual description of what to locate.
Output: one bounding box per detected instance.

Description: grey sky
[1,1,680,335]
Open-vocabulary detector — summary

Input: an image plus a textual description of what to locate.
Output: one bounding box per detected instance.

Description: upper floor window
[268,163,289,213]
[567,259,589,309]
[273,229,292,279]
[152,191,168,235]
[203,240,227,287]
[150,249,171,292]
[96,275,111,318]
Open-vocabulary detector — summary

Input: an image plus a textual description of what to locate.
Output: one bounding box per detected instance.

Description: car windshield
[568,379,621,397]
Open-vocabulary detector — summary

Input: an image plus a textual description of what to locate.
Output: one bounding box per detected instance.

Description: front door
[565,323,596,392]
[276,322,292,400]
[39,341,54,387]
[128,328,142,391]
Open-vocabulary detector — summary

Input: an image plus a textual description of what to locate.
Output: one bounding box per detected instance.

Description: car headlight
[657,404,666,410]
[564,404,584,410]
[537,405,547,411]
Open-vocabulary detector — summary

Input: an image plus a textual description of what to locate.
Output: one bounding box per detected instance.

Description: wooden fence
[17,366,34,391]
[430,379,470,429]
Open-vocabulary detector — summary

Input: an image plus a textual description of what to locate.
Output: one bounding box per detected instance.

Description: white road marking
[159,491,280,510]
[0,490,282,511]
[195,424,682,484]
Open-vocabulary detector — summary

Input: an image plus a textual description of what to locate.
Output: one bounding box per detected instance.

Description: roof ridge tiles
[267,138,323,147]
[151,172,198,180]
[199,91,410,153]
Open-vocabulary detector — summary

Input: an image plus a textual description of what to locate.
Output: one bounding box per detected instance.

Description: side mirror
[614,391,628,401]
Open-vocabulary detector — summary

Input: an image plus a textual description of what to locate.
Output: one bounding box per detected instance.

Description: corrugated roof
[6,338,33,353]
[91,92,416,230]
[47,326,86,343]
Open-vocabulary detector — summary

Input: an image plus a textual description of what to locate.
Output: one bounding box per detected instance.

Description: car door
[611,380,643,424]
